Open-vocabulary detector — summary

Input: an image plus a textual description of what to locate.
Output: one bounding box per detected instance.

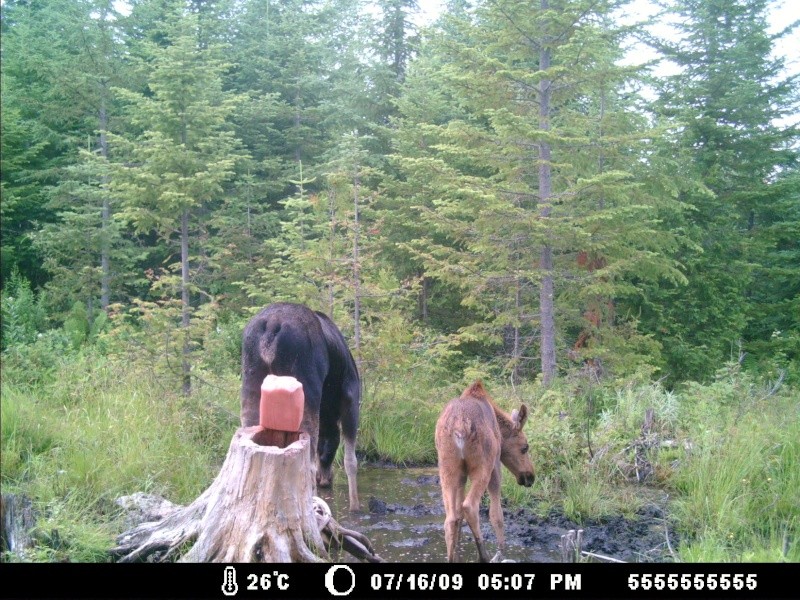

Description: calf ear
[512,404,529,430]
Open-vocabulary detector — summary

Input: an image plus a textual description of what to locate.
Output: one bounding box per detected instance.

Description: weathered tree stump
[1,493,38,559]
[113,427,326,562]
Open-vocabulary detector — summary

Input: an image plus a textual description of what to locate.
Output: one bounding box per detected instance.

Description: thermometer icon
[221,565,238,596]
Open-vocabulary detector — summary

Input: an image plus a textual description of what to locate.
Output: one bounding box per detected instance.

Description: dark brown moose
[241,302,360,511]
[435,380,534,562]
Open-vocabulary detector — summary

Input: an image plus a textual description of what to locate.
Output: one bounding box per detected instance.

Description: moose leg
[296,379,323,491]
[487,464,505,561]
[343,436,359,512]
[317,419,339,488]
[240,362,268,427]
[462,470,492,563]
[340,379,361,512]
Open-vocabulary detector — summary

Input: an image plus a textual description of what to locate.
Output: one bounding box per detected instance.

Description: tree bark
[99,96,111,312]
[352,164,362,369]
[1,493,37,558]
[181,208,191,396]
[538,1,557,386]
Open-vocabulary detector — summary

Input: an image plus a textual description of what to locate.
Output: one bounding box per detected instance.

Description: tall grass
[357,383,442,465]
[673,388,799,562]
[1,348,240,561]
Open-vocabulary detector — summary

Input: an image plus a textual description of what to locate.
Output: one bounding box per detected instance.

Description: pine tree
[111,11,247,394]
[643,0,799,380]
[391,0,685,383]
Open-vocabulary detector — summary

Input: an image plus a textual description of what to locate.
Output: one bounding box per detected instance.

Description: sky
[414,0,800,76]
[413,0,799,125]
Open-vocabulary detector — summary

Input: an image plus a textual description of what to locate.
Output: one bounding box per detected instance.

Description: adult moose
[435,381,534,562]
[241,302,360,511]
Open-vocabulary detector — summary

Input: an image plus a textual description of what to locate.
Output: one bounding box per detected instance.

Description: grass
[356,384,442,465]
[672,388,799,562]
[1,347,240,561]
[1,340,797,563]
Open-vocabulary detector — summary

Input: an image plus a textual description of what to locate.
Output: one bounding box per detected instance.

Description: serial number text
[628,573,757,592]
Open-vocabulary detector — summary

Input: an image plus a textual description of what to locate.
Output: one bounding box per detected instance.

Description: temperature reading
[246,572,290,591]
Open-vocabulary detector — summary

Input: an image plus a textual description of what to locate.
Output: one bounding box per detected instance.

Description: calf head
[500,404,535,487]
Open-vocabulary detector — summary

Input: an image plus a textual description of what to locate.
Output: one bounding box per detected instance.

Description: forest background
[1,0,798,563]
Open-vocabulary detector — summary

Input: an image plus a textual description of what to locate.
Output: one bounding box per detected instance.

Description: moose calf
[435,380,534,562]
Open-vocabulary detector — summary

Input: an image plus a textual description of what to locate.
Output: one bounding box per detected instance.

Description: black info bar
[0,562,790,600]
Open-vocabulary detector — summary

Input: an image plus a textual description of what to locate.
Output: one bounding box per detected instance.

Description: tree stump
[113,427,325,562]
[1,493,38,558]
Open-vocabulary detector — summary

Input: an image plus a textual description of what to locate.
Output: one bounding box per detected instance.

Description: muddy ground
[323,466,678,563]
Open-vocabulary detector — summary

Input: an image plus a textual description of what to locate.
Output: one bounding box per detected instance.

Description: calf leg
[487,464,505,561]
[462,470,492,563]
[439,469,465,562]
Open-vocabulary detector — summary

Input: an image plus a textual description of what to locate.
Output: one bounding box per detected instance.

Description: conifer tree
[0,0,125,295]
[30,0,135,319]
[392,0,684,382]
[111,11,247,394]
[0,85,54,291]
[643,0,799,380]
[743,170,800,381]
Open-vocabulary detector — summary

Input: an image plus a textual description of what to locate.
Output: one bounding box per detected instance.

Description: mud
[319,466,677,563]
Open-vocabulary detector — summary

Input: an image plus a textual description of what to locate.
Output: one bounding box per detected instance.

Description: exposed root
[314,497,384,563]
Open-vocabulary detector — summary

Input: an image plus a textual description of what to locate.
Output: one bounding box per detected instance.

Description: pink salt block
[259,375,305,432]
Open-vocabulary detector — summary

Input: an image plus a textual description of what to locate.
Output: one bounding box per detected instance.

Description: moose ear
[512,404,529,430]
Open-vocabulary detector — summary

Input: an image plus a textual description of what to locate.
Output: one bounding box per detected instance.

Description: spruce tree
[111,11,247,394]
[643,0,799,380]
[0,0,120,293]
[30,0,136,319]
[391,0,685,383]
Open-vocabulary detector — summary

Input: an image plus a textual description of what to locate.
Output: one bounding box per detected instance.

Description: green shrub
[1,271,48,350]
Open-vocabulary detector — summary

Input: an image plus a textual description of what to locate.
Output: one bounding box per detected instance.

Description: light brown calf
[435,380,534,562]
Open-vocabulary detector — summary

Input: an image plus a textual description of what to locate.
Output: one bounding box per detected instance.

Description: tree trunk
[328,187,336,317]
[538,4,557,386]
[352,164,362,369]
[113,429,326,562]
[181,208,191,396]
[99,97,111,312]
[418,272,429,323]
[512,277,522,386]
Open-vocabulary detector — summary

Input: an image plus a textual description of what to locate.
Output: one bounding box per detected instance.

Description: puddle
[318,466,542,562]
[320,465,676,563]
